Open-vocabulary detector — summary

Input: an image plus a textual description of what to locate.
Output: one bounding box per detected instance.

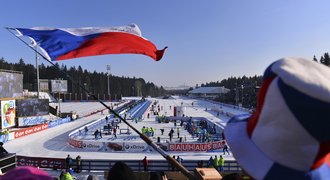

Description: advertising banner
[82,141,104,151]
[168,141,224,152]
[122,142,167,152]
[1,100,16,129]
[122,142,150,152]
[68,137,83,148]
[17,156,65,169]
[18,115,50,127]
[48,117,71,128]
[14,123,49,139]
[80,141,123,152]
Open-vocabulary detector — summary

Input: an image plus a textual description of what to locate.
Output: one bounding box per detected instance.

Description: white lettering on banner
[14,123,49,139]
[169,141,223,151]
[122,142,148,152]
[17,156,65,169]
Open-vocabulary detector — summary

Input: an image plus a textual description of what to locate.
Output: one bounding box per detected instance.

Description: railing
[0,153,16,173]
[79,159,241,172]
[16,155,241,173]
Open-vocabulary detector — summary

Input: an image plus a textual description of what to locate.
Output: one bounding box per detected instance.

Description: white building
[188,86,229,99]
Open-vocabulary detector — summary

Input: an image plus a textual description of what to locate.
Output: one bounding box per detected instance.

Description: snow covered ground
[5,96,248,162]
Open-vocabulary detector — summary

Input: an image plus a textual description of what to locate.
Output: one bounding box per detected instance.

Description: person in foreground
[225,57,330,179]
[107,161,137,180]
[0,166,53,180]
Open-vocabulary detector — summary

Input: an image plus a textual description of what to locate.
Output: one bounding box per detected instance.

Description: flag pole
[5,27,198,180]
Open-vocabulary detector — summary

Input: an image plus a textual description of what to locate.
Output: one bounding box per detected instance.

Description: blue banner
[48,117,71,128]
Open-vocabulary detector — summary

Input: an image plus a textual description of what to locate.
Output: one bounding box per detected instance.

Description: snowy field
[5,96,248,162]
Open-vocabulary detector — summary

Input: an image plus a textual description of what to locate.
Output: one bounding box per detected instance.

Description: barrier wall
[14,123,49,139]
[17,156,65,169]
[16,155,242,173]
[48,117,71,128]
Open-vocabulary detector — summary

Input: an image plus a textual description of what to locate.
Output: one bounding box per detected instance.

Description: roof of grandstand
[188,86,230,94]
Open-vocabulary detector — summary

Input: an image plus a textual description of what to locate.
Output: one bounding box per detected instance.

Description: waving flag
[12,24,167,61]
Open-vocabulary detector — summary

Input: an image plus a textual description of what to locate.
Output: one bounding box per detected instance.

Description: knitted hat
[1,166,53,180]
[225,58,330,179]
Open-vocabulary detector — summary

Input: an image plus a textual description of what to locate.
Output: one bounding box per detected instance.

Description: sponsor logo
[124,144,145,150]
[84,143,100,149]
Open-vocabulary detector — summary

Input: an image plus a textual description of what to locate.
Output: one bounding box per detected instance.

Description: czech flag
[12,24,167,61]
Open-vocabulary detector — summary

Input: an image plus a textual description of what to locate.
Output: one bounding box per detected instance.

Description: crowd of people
[141,126,155,137]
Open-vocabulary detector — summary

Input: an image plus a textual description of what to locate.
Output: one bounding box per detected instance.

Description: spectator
[87,174,99,180]
[208,156,214,168]
[59,169,66,179]
[99,129,103,138]
[108,161,137,180]
[142,126,146,135]
[61,171,73,180]
[150,127,155,137]
[65,155,72,170]
[223,142,230,155]
[176,156,183,164]
[84,126,88,135]
[171,156,176,171]
[94,129,99,140]
[75,155,81,173]
[177,128,180,138]
[219,155,225,172]
[113,127,117,138]
[0,142,8,158]
[142,156,148,171]
[214,155,219,171]
[169,128,174,142]
[224,58,330,179]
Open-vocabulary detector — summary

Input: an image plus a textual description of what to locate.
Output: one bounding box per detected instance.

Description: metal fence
[79,159,242,173]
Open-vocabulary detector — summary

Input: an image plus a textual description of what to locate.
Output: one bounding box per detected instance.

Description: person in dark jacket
[0,142,8,158]
[65,154,72,170]
[75,155,81,173]
[142,156,148,171]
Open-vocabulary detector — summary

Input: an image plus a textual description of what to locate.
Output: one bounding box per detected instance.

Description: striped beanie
[225,57,330,179]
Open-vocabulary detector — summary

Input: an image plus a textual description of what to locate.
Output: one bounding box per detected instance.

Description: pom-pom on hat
[225,58,330,179]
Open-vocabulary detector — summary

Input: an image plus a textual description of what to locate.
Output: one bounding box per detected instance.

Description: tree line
[199,75,263,109]
[199,54,330,109]
[0,57,166,98]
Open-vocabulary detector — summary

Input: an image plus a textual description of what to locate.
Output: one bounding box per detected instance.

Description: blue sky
[1,1,330,88]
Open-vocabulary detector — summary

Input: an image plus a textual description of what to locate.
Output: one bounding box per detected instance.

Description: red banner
[17,156,65,169]
[169,141,225,151]
[14,123,49,139]
[68,137,83,148]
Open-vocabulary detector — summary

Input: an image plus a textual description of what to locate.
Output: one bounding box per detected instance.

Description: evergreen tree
[320,56,325,65]
[324,53,330,66]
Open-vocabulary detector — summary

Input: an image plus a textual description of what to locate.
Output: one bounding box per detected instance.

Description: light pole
[107,65,111,98]
[235,83,239,106]
[35,45,40,99]
[241,85,244,106]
